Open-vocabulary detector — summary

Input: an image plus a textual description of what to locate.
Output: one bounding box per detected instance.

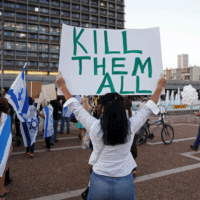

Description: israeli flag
[20,105,38,147]
[6,64,29,122]
[44,106,54,138]
[0,113,12,177]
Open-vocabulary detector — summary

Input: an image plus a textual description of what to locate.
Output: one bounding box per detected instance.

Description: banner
[58,24,163,95]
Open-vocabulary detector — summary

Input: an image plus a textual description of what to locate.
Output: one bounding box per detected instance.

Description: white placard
[58,24,163,95]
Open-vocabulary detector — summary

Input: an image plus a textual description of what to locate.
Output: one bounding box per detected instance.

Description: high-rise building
[177,54,188,69]
[0,0,125,88]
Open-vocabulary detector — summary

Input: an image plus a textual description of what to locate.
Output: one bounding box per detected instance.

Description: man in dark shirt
[50,99,59,145]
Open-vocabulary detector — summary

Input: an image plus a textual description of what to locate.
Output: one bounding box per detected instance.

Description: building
[164,66,200,81]
[177,54,188,69]
[0,0,125,90]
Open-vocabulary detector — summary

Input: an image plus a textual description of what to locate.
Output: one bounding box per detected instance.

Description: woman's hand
[56,71,66,89]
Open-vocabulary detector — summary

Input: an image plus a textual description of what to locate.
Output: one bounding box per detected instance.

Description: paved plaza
[5,121,200,200]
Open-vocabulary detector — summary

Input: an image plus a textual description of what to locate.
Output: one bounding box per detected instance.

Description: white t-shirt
[65,98,159,177]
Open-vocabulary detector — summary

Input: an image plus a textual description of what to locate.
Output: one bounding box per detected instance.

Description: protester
[0,97,12,199]
[37,100,54,152]
[76,97,92,139]
[190,112,200,151]
[56,71,167,200]
[20,97,38,158]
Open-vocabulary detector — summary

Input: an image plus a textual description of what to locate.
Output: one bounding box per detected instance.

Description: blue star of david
[18,88,23,101]
[50,115,53,123]
[28,119,38,131]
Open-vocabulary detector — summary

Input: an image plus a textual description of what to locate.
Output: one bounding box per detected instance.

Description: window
[91,24,98,28]
[28,15,38,21]
[82,6,89,11]
[50,45,60,53]
[16,61,26,66]
[4,12,15,18]
[4,41,15,50]
[4,51,15,56]
[28,6,39,12]
[4,32,15,37]
[117,0,122,2]
[117,13,122,18]
[100,25,106,29]
[61,20,70,25]
[16,13,27,19]
[62,3,70,8]
[91,8,98,13]
[61,11,70,17]
[50,54,59,59]
[39,26,49,34]
[29,0,38,2]
[109,11,115,16]
[16,23,27,31]
[39,44,49,52]
[5,3,15,8]
[40,7,49,13]
[28,61,38,67]
[40,17,49,22]
[109,19,114,24]
[72,12,80,18]
[28,34,38,39]
[82,0,89,3]
[16,51,26,57]
[16,33,27,38]
[91,0,98,5]
[91,16,97,21]
[39,53,49,58]
[100,17,106,22]
[28,25,38,32]
[28,52,38,57]
[51,18,60,23]
[50,27,60,35]
[16,4,27,10]
[100,2,106,7]
[39,62,49,67]
[72,4,79,10]
[4,60,14,66]
[117,5,123,10]
[72,21,79,26]
[27,43,38,51]
[4,22,15,30]
[51,1,60,6]
[16,42,27,50]
[50,63,59,68]
[82,14,89,20]
[50,36,59,41]
[51,9,59,15]
[109,3,115,8]
[82,23,89,28]
[39,35,49,40]
[40,0,49,4]
[100,9,106,15]
[117,20,123,25]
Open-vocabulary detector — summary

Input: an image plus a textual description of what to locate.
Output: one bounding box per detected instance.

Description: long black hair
[99,93,130,145]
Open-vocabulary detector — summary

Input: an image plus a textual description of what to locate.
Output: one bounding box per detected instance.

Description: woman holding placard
[56,72,167,200]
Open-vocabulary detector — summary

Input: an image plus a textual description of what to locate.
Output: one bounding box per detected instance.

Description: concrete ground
[4,121,200,200]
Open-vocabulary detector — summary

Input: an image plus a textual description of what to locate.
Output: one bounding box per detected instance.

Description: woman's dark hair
[123,99,132,118]
[0,97,9,119]
[99,92,129,145]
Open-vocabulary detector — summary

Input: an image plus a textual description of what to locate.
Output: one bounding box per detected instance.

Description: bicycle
[136,107,174,146]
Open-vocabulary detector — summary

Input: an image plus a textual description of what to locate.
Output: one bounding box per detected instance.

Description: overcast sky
[125,0,200,70]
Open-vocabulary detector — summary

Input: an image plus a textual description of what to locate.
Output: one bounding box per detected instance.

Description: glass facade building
[0,0,125,72]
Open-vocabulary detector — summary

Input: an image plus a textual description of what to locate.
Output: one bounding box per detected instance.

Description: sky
[125,0,200,70]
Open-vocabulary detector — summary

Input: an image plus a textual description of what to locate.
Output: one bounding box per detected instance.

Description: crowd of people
[1,73,200,199]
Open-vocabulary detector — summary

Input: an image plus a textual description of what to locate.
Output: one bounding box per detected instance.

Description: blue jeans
[87,171,136,200]
[60,117,70,133]
[51,120,58,144]
[193,124,200,150]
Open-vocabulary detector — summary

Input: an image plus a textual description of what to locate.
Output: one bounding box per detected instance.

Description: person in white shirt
[56,72,167,200]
